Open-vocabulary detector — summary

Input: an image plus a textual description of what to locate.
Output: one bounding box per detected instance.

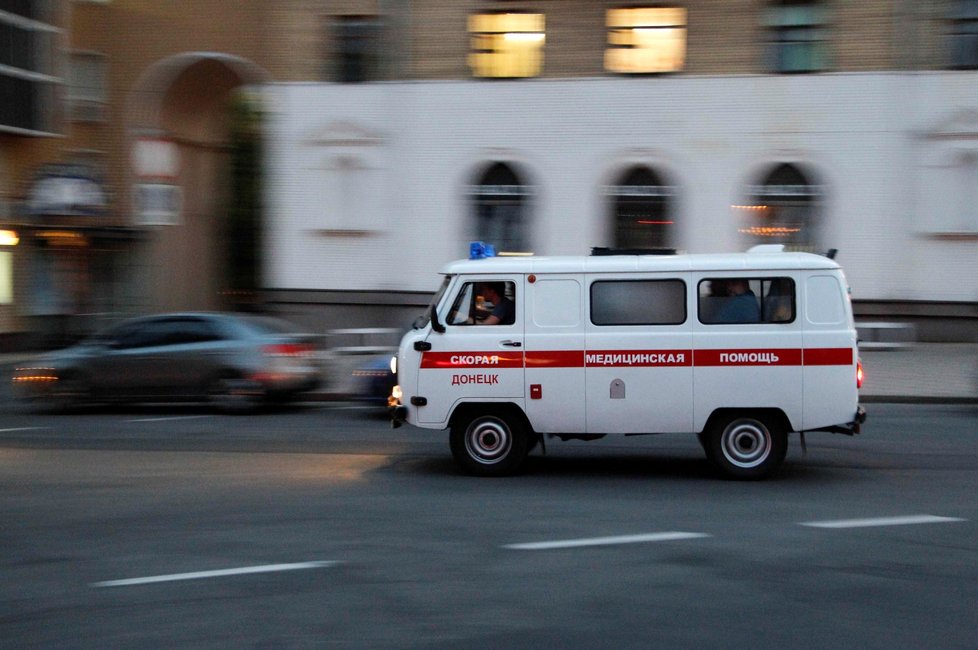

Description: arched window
[471,162,530,253]
[740,163,821,250]
[609,165,675,250]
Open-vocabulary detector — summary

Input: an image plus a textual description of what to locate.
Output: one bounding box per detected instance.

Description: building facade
[263,0,978,341]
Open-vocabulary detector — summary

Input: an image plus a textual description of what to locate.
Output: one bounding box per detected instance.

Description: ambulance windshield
[412,275,452,330]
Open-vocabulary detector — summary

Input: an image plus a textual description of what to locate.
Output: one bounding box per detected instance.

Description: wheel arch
[449,401,535,435]
[702,407,794,436]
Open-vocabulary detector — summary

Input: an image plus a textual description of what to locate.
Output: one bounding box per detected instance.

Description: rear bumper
[805,405,867,436]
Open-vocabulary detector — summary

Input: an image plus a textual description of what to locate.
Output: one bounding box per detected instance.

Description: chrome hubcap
[465,418,512,465]
[721,420,771,468]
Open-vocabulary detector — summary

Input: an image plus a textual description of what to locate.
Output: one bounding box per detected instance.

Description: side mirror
[431,305,445,333]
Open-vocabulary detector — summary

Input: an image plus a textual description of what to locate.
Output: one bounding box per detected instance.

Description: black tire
[207,373,261,414]
[705,414,787,480]
[450,410,529,477]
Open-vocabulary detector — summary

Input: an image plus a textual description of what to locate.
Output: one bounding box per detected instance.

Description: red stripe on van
[694,349,803,366]
[420,351,525,369]
[584,349,691,367]
[803,347,854,366]
[525,350,585,368]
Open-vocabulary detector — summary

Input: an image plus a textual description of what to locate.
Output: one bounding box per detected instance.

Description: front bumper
[389,404,408,428]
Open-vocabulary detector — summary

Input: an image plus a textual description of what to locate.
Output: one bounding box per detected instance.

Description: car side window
[168,318,222,345]
[114,320,171,349]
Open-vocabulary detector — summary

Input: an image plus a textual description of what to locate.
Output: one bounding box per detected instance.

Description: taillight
[856,358,864,389]
[263,343,313,358]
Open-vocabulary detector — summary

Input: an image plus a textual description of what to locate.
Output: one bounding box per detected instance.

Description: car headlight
[390,355,397,375]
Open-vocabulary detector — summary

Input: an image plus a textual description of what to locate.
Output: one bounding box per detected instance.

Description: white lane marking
[90,561,340,588]
[0,427,43,432]
[800,515,966,529]
[124,415,213,423]
[503,532,710,551]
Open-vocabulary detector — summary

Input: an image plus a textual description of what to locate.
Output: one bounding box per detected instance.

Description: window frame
[589,278,687,327]
[468,11,546,79]
[447,280,517,327]
[604,6,688,75]
[698,277,796,325]
[948,0,978,69]
[329,14,386,83]
[764,1,830,74]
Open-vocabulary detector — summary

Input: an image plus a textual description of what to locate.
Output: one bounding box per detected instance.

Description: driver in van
[477,282,515,325]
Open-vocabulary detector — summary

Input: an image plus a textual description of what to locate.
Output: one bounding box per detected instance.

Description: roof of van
[439,250,842,275]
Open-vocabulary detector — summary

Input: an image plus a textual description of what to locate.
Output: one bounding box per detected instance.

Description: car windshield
[413,275,452,330]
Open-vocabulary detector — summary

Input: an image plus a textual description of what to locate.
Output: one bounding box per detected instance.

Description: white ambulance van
[390,243,866,480]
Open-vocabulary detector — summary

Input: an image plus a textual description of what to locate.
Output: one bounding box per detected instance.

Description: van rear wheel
[706,414,787,480]
[450,411,529,477]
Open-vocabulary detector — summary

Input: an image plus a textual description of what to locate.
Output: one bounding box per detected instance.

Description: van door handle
[500,340,522,347]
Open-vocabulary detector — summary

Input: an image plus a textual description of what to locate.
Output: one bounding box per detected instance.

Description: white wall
[264,72,978,303]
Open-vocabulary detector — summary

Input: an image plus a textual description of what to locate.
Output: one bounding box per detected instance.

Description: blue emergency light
[469,241,496,259]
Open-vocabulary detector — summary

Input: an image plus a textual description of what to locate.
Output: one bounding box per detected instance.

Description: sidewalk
[2,344,976,404]
[857,343,977,404]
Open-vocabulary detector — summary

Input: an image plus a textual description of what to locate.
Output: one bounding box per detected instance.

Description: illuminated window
[949,1,978,69]
[0,251,12,305]
[606,7,687,74]
[764,1,828,73]
[468,12,545,78]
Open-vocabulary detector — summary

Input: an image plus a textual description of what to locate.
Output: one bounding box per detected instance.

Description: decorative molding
[306,121,384,147]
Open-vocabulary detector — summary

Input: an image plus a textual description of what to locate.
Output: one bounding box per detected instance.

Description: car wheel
[706,414,787,480]
[207,373,260,414]
[450,410,529,477]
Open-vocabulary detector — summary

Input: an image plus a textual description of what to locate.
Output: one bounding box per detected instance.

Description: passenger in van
[763,278,793,322]
[714,279,760,323]
[477,282,515,325]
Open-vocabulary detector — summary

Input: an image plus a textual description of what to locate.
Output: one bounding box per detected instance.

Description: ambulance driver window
[447,281,516,326]
[590,280,686,326]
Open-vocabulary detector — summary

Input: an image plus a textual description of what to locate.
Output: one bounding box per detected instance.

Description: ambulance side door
[414,277,525,426]
[585,275,694,434]
[523,274,586,434]
[692,274,804,432]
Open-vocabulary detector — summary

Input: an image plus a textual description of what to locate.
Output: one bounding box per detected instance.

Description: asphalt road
[1,397,976,648]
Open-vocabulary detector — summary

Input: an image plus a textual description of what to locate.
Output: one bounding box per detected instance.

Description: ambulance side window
[806,275,844,325]
[698,277,794,324]
[447,281,516,326]
[590,280,686,326]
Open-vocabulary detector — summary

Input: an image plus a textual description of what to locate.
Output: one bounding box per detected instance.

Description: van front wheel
[450,411,529,477]
[706,415,787,480]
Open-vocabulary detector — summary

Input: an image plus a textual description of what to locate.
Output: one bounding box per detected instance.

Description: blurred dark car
[11,312,322,412]
[351,353,397,407]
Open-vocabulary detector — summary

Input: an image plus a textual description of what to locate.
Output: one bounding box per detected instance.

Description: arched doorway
[609,165,675,250]
[741,163,822,251]
[470,162,531,253]
[128,53,269,313]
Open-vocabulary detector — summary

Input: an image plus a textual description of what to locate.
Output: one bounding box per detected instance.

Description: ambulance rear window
[590,280,686,326]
